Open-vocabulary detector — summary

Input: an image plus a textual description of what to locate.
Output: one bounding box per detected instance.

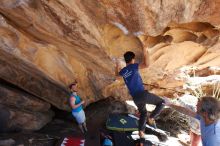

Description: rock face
[0,0,220,131]
[0,80,54,132]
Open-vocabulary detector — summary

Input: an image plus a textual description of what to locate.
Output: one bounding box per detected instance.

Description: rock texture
[0,0,220,131]
[0,80,54,132]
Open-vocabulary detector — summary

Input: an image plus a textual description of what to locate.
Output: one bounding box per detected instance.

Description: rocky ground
[0,98,190,146]
[0,98,123,146]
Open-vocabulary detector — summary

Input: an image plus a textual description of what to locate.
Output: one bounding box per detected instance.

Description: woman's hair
[199,96,220,121]
[68,80,78,89]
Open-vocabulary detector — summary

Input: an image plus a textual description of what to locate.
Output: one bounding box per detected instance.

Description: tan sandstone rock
[0,0,220,131]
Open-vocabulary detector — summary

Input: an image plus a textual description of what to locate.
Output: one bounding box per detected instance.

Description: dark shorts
[132,90,165,131]
[133,90,164,106]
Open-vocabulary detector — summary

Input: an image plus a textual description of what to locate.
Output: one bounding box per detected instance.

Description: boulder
[0,104,53,132]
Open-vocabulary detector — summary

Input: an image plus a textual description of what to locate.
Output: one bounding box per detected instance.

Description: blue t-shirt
[195,115,220,146]
[119,63,144,97]
[70,93,83,113]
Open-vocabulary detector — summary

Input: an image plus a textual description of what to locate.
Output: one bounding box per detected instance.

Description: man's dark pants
[133,90,165,132]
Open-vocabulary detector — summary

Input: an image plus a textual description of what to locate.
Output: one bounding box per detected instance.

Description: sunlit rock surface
[0,0,220,131]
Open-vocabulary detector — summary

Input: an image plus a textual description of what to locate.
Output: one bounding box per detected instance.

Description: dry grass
[186,66,220,100]
[213,81,220,99]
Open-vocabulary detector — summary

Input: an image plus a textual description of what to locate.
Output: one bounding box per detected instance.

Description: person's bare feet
[148,118,157,128]
[148,118,154,124]
[138,131,145,146]
[139,130,145,138]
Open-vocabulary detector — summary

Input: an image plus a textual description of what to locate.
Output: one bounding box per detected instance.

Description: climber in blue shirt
[115,48,165,140]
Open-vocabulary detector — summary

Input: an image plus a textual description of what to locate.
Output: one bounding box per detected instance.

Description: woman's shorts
[72,110,86,124]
